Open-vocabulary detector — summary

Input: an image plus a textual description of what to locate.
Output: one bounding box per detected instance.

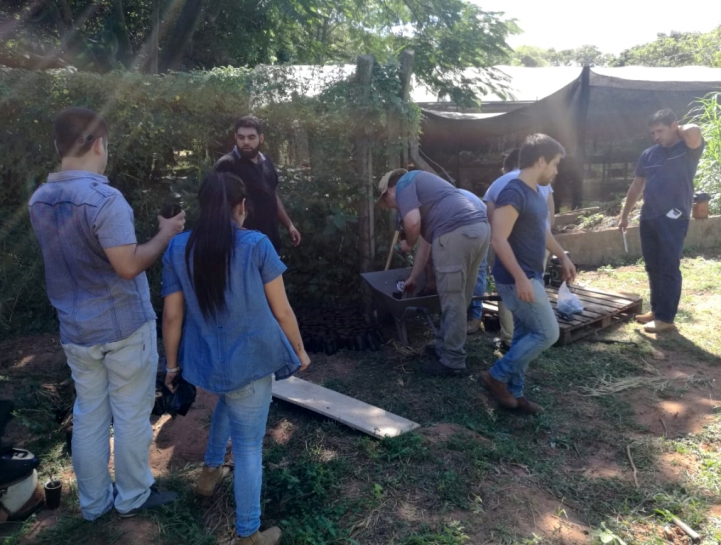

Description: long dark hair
[185,172,246,318]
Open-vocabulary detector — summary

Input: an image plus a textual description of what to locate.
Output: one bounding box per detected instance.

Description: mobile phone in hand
[160,203,182,219]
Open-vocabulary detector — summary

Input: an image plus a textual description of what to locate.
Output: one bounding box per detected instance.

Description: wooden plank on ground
[272,376,421,439]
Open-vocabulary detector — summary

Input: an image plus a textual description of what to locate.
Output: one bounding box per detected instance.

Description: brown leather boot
[234,527,282,545]
[643,320,676,333]
[480,371,518,408]
[516,397,544,415]
[195,465,230,497]
[634,311,654,324]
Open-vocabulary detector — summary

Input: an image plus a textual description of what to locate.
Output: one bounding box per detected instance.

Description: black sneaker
[117,486,178,518]
[422,359,466,376]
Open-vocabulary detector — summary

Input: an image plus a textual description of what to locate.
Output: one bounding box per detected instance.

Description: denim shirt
[28,171,155,346]
[161,229,300,394]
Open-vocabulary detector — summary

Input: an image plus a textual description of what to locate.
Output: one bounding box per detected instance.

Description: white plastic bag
[556,281,583,320]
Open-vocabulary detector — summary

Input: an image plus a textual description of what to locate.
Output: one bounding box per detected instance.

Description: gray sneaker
[117,486,178,518]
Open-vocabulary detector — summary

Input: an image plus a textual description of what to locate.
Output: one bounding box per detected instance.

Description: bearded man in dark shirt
[214,116,301,250]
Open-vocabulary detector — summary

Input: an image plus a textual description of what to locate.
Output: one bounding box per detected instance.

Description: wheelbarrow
[360,267,500,346]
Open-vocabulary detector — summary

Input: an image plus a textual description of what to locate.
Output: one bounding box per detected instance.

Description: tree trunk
[111,0,133,66]
[205,0,224,24]
[56,0,74,34]
[147,0,160,73]
[159,0,205,72]
[50,1,68,39]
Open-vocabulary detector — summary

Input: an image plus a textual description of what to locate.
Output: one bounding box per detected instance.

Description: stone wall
[554,216,721,267]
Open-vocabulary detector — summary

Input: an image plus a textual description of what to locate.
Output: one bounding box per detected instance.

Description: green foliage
[591,523,628,545]
[510,44,614,67]
[578,212,605,230]
[1,0,517,106]
[510,26,721,69]
[0,64,420,339]
[614,27,721,67]
[689,92,721,213]
[263,448,356,544]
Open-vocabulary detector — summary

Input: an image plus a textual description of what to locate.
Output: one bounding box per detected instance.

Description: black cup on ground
[44,479,62,509]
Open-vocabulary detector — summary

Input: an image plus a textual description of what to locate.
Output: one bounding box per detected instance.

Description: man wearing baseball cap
[377,168,490,374]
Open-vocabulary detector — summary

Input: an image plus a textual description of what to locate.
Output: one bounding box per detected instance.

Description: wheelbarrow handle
[471,295,501,302]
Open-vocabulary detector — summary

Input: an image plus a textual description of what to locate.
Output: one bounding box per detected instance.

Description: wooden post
[355,55,375,276]
[399,50,414,168]
[384,50,421,266]
[574,65,591,209]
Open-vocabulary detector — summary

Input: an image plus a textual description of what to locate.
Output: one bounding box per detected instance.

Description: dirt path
[2,319,721,544]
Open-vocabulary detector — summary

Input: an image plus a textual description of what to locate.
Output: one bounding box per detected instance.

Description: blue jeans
[61,321,156,519]
[640,216,689,323]
[468,253,488,320]
[204,374,273,537]
[490,280,559,398]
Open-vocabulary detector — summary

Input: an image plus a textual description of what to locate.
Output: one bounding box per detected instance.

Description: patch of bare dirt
[88,518,160,545]
[656,451,696,483]
[301,353,359,383]
[18,507,159,545]
[149,388,217,475]
[267,418,296,445]
[474,480,590,544]
[620,357,721,438]
[0,334,62,370]
[561,443,629,482]
[419,423,492,446]
[0,334,69,387]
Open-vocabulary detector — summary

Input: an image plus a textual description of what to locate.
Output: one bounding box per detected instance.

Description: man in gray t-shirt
[377,169,490,374]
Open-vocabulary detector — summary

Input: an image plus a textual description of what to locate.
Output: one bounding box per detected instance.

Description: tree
[510,45,549,67]
[613,27,721,67]
[0,0,519,106]
[510,44,614,67]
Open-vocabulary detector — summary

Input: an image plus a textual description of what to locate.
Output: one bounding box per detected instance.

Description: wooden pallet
[482,284,643,346]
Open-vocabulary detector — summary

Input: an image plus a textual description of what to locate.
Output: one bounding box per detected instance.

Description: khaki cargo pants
[432,222,491,369]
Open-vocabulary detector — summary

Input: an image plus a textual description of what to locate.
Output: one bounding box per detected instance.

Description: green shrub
[690,92,721,213]
[0,65,419,339]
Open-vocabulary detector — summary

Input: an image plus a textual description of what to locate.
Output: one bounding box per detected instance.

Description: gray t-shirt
[29,170,155,346]
[395,171,487,242]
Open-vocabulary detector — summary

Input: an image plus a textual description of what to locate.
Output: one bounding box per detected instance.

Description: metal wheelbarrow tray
[361,267,499,346]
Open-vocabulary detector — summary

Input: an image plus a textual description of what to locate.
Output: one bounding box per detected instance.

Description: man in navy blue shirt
[214,116,301,251]
[619,109,704,333]
[481,134,576,415]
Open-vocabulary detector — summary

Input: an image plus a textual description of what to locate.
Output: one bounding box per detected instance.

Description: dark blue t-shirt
[634,139,705,221]
[492,179,548,285]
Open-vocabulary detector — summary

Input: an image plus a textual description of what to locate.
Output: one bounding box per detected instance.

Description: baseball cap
[377,168,408,206]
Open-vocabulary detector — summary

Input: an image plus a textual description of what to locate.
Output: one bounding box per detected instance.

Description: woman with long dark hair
[161,171,309,545]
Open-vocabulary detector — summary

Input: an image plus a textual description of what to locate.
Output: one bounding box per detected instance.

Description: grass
[2,250,721,544]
